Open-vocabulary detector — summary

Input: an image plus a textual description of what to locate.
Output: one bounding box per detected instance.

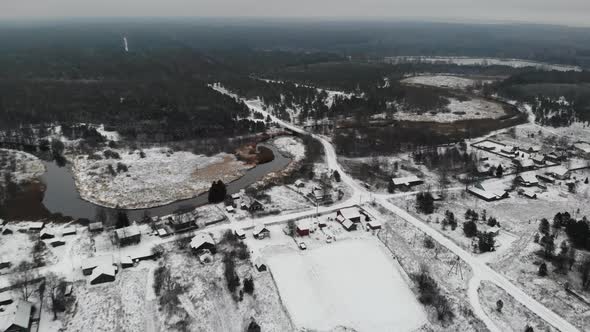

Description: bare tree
[11,261,38,300]
[44,272,66,320]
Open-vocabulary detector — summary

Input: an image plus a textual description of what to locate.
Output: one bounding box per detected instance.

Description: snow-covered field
[394,97,507,123]
[0,148,45,183]
[272,136,305,162]
[401,75,493,89]
[386,56,582,72]
[72,147,252,209]
[265,239,427,332]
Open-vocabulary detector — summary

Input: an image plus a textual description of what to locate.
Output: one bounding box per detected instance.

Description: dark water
[39,144,290,221]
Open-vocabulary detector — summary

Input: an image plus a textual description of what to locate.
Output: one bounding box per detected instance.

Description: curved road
[215,86,580,332]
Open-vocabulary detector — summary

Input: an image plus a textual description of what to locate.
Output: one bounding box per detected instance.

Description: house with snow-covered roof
[114,225,141,246]
[0,300,33,332]
[89,264,116,285]
[391,175,423,189]
[516,173,539,187]
[190,233,216,252]
[468,182,509,202]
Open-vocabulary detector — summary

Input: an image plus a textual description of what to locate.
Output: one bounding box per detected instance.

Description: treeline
[493,70,590,126]
[412,146,478,173]
[0,79,266,142]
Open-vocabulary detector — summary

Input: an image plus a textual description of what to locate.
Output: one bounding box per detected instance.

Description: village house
[390,175,423,190]
[516,173,539,187]
[512,157,535,171]
[89,265,117,285]
[168,213,195,232]
[88,222,104,233]
[294,180,305,188]
[296,220,311,236]
[190,233,216,253]
[114,225,141,246]
[253,256,267,272]
[225,205,235,213]
[234,229,246,240]
[248,200,264,212]
[231,193,241,200]
[531,154,545,165]
[253,225,270,239]
[82,255,115,275]
[0,300,33,332]
[337,207,362,223]
[520,188,538,199]
[468,182,509,202]
[547,166,570,180]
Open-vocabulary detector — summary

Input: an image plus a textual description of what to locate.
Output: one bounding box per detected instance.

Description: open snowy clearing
[386,56,582,72]
[401,75,493,89]
[72,147,252,209]
[394,97,507,123]
[271,136,305,162]
[265,238,427,332]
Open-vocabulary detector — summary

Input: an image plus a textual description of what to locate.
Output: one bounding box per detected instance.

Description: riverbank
[70,147,254,209]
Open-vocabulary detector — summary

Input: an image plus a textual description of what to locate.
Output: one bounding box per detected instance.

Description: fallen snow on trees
[72,147,252,209]
[265,239,427,332]
[0,149,45,184]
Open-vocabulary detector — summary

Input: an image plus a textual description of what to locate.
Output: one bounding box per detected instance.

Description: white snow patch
[265,238,427,332]
[401,75,493,89]
[272,136,305,162]
[394,97,506,123]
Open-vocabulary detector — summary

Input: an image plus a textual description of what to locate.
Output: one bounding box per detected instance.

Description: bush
[463,220,478,238]
[243,277,254,294]
[423,236,435,249]
[413,266,454,322]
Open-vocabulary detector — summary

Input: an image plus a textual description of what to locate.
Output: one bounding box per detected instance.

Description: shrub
[463,220,478,238]
[243,277,254,295]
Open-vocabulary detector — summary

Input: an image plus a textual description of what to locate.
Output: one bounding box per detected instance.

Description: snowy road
[216,85,581,332]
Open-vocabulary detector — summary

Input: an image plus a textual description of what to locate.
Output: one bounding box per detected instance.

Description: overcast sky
[2,0,589,27]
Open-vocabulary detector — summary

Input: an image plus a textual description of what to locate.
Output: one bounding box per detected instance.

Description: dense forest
[493,71,590,126]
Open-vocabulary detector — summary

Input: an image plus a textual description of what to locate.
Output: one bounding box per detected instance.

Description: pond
[35,143,291,221]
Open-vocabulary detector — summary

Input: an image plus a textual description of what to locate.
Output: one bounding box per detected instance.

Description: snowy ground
[271,136,305,162]
[71,147,252,209]
[401,75,494,89]
[394,97,507,123]
[0,148,45,184]
[386,56,582,72]
[265,238,427,332]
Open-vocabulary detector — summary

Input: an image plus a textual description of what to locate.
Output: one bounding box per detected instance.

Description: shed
[521,189,538,199]
[168,213,195,232]
[254,257,267,272]
[0,292,12,306]
[121,256,134,268]
[156,228,168,237]
[190,233,216,252]
[391,175,423,189]
[252,225,270,239]
[39,230,55,240]
[231,193,241,200]
[28,222,44,232]
[248,200,264,212]
[341,219,357,231]
[64,283,73,297]
[367,220,382,230]
[62,226,77,236]
[2,227,13,235]
[547,166,570,180]
[89,265,116,285]
[114,225,141,246]
[294,180,305,188]
[225,206,235,213]
[88,222,104,233]
[0,259,11,269]
[50,240,66,248]
[296,220,311,237]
